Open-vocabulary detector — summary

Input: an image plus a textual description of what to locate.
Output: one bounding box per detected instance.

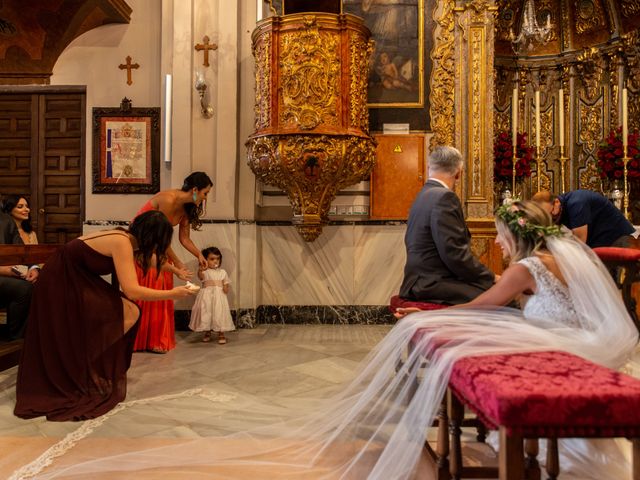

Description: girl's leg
[202,330,212,342]
[217,331,227,344]
[123,298,141,334]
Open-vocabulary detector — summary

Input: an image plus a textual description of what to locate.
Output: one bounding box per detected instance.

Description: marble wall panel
[354,225,406,305]
[260,226,355,305]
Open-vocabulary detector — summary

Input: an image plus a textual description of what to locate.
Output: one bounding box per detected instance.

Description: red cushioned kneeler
[389,294,449,314]
[593,246,640,263]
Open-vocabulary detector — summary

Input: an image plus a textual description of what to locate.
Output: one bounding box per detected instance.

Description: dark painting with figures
[342,0,433,132]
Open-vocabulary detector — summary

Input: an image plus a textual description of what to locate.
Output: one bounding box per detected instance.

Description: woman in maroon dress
[14,210,195,421]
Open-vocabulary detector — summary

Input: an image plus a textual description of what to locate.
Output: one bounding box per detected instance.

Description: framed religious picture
[92,98,160,194]
[342,0,434,132]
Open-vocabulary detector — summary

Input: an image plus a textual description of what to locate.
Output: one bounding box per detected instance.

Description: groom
[399,146,495,305]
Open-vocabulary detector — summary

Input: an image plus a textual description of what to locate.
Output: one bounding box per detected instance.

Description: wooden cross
[194,36,218,67]
[118,56,140,85]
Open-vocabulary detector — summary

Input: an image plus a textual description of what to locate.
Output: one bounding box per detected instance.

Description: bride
[12,201,639,479]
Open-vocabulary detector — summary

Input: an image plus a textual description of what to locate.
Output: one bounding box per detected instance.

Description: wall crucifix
[118,56,140,85]
[194,35,218,67]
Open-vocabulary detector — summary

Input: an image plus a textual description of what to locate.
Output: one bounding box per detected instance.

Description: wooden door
[0,87,85,243]
[370,134,425,219]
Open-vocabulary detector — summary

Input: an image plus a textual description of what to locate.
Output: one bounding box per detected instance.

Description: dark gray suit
[0,212,32,340]
[399,180,494,305]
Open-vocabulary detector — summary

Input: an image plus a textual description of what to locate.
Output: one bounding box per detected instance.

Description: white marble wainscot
[260,223,406,307]
[83,220,408,326]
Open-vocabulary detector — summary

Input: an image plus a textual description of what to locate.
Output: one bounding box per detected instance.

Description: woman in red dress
[134,172,213,353]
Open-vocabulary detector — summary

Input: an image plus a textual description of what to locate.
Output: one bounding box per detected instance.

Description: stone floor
[0,325,498,479]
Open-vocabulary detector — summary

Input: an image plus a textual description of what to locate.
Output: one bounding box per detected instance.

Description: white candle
[623,87,629,150]
[535,90,541,149]
[558,88,564,148]
[512,87,518,147]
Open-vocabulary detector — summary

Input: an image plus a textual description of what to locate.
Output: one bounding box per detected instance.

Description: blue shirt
[559,190,634,248]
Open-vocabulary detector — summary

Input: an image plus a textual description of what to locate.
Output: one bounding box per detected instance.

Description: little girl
[189,247,235,344]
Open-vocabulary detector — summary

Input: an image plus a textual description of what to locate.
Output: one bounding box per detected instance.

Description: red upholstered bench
[593,247,640,331]
[440,350,640,480]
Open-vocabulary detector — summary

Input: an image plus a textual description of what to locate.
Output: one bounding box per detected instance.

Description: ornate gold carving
[253,32,271,131]
[279,27,340,130]
[495,1,516,42]
[247,135,376,241]
[248,14,374,241]
[576,48,605,102]
[349,33,373,132]
[430,0,456,149]
[532,171,551,192]
[609,52,620,130]
[469,27,485,197]
[579,157,602,191]
[578,99,603,152]
[623,32,640,92]
[560,0,571,51]
[574,0,605,35]
[495,108,510,135]
[621,0,640,18]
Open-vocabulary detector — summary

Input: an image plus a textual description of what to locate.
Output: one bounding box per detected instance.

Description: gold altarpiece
[430,0,505,273]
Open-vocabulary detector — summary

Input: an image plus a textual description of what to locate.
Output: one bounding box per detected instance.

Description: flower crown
[495,203,562,241]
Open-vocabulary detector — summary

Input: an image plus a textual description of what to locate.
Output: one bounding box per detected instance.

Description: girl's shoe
[217,332,227,344]
[202,331,212,343]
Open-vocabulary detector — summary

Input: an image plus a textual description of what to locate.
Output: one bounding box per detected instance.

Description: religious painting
[343,0,424,108]
[92,101,160,194]
[343,0,433,131]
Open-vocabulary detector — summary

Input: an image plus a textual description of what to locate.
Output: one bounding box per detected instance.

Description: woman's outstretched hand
[393,307,422,319]
[174,266,192,281]
[170,286,197,299]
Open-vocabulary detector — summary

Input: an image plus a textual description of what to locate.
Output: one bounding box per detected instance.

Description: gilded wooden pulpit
[246,1,375,241]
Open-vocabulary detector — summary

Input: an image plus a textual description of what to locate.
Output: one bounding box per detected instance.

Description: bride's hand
[393,307,422,319]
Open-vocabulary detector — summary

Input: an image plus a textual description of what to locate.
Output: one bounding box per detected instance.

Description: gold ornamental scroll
[247,13,375,241]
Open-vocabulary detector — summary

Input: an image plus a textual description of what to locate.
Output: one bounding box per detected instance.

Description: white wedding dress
[11,235,639,479]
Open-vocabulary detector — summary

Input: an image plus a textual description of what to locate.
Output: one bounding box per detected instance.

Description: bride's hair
[495,200,560,262]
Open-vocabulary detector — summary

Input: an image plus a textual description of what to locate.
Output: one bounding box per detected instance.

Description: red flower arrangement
[493,131,534,182]
[596,128,640,180]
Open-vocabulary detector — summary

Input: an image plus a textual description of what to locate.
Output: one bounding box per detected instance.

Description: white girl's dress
[189,268,235,333]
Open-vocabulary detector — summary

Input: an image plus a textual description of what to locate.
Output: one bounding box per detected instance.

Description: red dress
[132,201,180,352]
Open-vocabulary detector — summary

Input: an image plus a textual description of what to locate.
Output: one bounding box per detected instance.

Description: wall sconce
[194,71,214,118]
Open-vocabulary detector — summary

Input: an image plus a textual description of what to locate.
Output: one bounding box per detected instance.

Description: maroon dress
[14,235,139,421]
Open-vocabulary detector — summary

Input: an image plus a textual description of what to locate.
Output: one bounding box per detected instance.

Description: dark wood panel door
[37,94,85,243]
[0,94,37,198]
[0,89,85,243]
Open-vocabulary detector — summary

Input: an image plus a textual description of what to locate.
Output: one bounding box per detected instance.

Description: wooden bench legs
[498,433,640,480]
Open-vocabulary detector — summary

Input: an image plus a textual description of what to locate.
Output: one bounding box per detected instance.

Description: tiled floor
[0,325,499,479]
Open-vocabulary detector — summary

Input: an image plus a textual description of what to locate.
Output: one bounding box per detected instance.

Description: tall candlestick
[558,88,564,148]
[512,87,518,147]
[623,87,629,150]
[535,90,541,150]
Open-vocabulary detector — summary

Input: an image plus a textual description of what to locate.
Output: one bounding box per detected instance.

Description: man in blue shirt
[533,189,636,248]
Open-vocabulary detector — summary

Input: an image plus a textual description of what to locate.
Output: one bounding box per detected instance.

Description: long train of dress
[9,235,639,479]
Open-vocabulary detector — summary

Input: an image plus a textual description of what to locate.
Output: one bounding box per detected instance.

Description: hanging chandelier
[510,0,552,53]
